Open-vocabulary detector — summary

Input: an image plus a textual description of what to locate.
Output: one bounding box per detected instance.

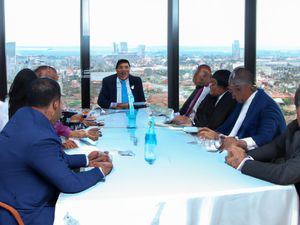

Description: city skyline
[6,42,300,52]
[4,0,300,48]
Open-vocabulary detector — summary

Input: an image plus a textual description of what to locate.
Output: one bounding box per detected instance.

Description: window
[257,0,300,122]
[5,0,81,110]
[179,0,244,107]
[90,0,167,108]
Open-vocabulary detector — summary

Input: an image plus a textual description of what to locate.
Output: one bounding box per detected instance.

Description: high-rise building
[113,42,119,54]
[6,42,17,81]
[232,40,240,60]
[120,42,128,53]
[138,45,146,57]
[6,42,16,59]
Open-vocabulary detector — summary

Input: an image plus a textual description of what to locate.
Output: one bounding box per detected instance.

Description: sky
[4,0,300,49]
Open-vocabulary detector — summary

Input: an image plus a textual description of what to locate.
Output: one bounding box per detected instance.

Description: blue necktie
[121,80,129,103]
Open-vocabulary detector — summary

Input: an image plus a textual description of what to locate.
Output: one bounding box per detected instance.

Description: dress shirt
[237,156,254,171]
[189,86,210,120]
[228,91,258,150]
[215,91,227,106]
[110,78,134,108]
[54,121,71,137]
[0,100,8,131]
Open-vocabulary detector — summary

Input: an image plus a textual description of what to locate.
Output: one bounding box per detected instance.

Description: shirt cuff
[110,102,117,108]
[85,155,105,178]
[85,155,89,166]
[237,156,254,171]
[98,167,105,178]
[240,137,257,150]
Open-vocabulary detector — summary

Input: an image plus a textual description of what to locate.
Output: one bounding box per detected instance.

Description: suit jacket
[216,88,286,147]
[0,107,104,225]
[242,120,300,194]
[179,86,203,115]
[97,74,146,109]
[194,91,237,129]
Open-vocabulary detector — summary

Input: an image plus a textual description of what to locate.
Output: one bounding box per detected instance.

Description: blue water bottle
[128,94,135,116]
[144,117,157,165]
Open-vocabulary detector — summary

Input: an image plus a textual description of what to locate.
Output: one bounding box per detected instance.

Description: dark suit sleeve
[247,131,286,162]
[216,104,242,135]
[97,78,112,109]
[206,94,236,130]
[242,154,300,185]
[251,106,286,147]
[179,89,196,115]
[194,95,216,127]
[63,153,87,169]
[135,77,146,102]
[27,138,104,193]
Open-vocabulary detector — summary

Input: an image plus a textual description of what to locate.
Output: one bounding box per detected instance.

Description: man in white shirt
[225,88,300,195]
[0,98,8,131]
[198,67,286,151]
[172,64,211,125]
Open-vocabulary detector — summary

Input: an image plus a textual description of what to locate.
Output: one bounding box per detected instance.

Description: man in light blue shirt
[97,59,146,109]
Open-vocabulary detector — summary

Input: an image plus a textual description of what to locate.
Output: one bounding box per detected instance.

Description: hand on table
[69,129,101,141]
[88,151,111,164]
[198,127,219,140]
[92,161,113,176]
[88,151,113,175]
[70,114,83,122]
[220,137,238,149]
[87,128,101,141]
[115,103,129,109]
[171,115,192,126]
[225,146,247,169]
[62,139,78,149]
[82,120,98,127]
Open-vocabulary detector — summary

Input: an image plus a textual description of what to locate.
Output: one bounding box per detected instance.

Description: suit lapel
[237,90,261,136]
[128,75,136,98]
[112,75,117,102]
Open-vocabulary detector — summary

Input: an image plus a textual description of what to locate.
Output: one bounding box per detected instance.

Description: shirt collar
[244,90,257,106]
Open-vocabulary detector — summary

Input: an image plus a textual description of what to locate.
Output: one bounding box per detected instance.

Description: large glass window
[90,0,167,108]
[257,0,300,122]
[5,0,81,110]
[179,0,244,107]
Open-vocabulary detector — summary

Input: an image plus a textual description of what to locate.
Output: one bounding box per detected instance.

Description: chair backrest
[0,202,24,225]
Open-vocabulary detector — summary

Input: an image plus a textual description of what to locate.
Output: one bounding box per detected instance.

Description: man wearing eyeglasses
[198,67,286,151]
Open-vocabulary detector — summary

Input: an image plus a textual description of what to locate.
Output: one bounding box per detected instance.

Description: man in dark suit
[199,67,286,150]
[193,70,237,129]
[172,64,212,125]
[97,59,146,109]
[226,87,300,194]
[175,69,236,128]
[0,78,113,225]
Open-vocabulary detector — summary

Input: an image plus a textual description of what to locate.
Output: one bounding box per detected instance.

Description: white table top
[55,109,299,225]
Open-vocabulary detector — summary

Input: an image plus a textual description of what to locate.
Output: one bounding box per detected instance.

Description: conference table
[54,109,299,225]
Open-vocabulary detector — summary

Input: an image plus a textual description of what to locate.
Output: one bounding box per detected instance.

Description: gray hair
[229,67,255,86]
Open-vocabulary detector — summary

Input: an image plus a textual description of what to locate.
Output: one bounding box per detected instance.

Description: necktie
[184,87,203,117]
[121,80,129,103]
